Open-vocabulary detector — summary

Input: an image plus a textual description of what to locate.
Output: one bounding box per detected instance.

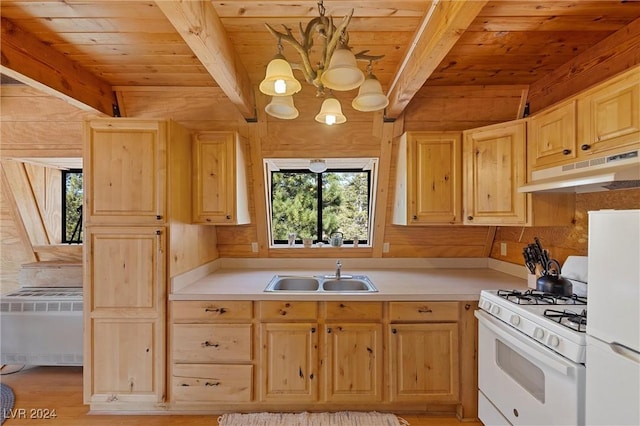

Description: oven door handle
[476,310,572,375]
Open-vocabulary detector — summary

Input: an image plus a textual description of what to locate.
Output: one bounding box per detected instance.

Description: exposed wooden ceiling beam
[385,0,488,119]
[0,17,116,117]
[156,0,256,121]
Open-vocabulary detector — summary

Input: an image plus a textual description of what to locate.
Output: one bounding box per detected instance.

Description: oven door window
[496,340,545,403]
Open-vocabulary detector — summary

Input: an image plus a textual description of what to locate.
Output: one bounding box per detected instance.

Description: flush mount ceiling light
[309,159,327,173]
[260,0,386,125]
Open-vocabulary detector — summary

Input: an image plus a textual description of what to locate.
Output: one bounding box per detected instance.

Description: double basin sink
[264,274,378,293]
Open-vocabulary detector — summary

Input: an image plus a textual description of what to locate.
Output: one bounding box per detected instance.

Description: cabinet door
[578,69,640,156]
[528,100,577,170]
[260,323,318,402]
[192,132,250,225]
[393,132,462,225]
[389,323,459,402]
[86,226,165,315]
[463,121,527,225]
[89,319,162,404]
[84,120,166,225]
[325,323,383,402]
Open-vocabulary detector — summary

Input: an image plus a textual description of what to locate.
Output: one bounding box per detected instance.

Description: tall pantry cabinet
[83,119,192,410]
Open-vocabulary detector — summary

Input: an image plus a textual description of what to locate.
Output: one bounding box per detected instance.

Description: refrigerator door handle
[610,342,640,364]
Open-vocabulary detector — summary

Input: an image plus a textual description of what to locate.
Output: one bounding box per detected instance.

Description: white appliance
[518,148,640,193]
[586,209,640,425]
[476,285,588,425]
[0,287,83,366]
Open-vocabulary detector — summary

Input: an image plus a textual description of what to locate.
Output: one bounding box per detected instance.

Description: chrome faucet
[335,259,342,279]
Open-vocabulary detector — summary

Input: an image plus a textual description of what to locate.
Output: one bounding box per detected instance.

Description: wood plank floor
[0,366,483,425]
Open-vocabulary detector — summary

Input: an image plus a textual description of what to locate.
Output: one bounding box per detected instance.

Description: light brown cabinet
[388,302,460,403]
[393,132,462,225]
[84,120,167,226]
[192,131,250,225]
[83,119,190,410]
[463,120,574,226]
[324,302,383,402]
[170,300,253,404]
[528,100,578,171]
[577,67,640,157]
[463,120,528,225]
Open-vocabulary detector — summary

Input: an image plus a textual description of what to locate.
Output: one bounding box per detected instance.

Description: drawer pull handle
[180,383,190,387]
[205,307,227,314]
[418,308,433,313]
[205,381,221,387]
[203,341,220,348]
[311,327,316,333]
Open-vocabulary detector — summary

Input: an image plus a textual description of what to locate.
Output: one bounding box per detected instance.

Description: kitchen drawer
[172,300,252,322]
[173,363,252,402]
[323,301,383,321]
[389,302,459,322]
[173,324,252,362]
[258,301,317,321]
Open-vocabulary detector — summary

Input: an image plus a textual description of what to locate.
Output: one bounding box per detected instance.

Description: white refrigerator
[586,209,640,425]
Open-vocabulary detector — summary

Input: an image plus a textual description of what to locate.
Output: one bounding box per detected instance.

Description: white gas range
[475,287,588,425]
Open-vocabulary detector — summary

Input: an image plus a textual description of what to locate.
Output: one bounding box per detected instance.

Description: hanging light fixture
[265,95,299,120]
[260,0,386,124]
[259,39,302,97]
[352,61,389,112]
[309,159,327,173]
[315,95,347,126]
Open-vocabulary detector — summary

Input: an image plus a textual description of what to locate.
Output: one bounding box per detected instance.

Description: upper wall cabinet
[84,119,167,225]
[463,121,528,225]
[192,132,250,225]
[529,67,640,174]
[464,120,575,227]
[528,99,577,171]
[577,67,640,156]
[393,132,462,225]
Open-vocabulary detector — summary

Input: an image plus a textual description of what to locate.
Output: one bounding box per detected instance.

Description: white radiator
[0,288,83,366]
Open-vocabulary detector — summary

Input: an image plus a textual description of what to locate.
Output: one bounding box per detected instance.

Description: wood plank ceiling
[1,1,640,120]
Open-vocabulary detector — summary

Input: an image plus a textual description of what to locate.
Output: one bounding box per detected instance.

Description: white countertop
[171,264,529,301]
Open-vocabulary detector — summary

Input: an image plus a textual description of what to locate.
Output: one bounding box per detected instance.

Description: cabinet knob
[581,144,591,151]
[327,327,332,334]
[562,149,572,155]
[156,215,162,220]
[391,328,397,334]
[412,215,418,220]
[467,216,473,221]
[226,215,232,220]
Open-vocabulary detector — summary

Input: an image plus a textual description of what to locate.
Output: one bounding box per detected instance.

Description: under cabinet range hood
[519,149,640,193]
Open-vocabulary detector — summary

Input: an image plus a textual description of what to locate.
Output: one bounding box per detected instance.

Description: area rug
[0,384,15,425]
[218,411,409,426]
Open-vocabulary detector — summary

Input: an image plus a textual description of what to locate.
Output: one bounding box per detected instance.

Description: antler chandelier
[259,0,388,125]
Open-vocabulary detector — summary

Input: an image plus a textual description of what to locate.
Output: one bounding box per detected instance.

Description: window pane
[63,170,83,243]
[322,172,369,242]
[271,172,318,241]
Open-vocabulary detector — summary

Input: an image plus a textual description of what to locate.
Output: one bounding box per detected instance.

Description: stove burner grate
[544,308,587,332]
[497,289,586,305]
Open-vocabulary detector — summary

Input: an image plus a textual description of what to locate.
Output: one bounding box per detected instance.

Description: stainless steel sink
[265,276,320,291]
[264,274,377,293]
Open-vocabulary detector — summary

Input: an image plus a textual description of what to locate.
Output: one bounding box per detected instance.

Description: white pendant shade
[315,98,347,125]
[259,55,302,96]
[352,74,389,112]
[265,95,299,119]
[320,46,365,91]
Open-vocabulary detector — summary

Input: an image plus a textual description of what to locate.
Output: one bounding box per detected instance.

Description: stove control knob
[510,315,521,326]
[534,327,545,340]
[491,305,501,315]
[548,335,560,347]
[483,301,492,310]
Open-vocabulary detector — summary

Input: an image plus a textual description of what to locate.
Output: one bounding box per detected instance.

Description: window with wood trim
[62,169,83,243]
